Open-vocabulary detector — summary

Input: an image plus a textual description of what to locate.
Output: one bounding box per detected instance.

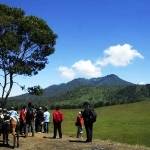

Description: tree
[0,4,57,107]
[27,85,43,96]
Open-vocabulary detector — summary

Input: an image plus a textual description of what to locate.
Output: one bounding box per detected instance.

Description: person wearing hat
[75,111,84,139]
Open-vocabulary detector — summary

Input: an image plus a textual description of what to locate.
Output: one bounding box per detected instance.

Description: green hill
[8,84,150,108]
[62,100,150,147]
[7,74,150,108]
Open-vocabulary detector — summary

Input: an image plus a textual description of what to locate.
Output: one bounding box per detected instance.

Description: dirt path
[0,133,150,150]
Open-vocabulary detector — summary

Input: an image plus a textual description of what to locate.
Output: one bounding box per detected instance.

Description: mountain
[89,74,133,86]
[8,74,150,108]
[11,74,133,100]
[43,74,133,97]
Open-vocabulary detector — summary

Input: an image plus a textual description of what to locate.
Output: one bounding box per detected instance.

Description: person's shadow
[69,140,86,143]
[0,143,14,149]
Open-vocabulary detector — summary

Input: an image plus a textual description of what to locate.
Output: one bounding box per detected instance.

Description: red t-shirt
[19,108,27,122]
[52,110,64,123]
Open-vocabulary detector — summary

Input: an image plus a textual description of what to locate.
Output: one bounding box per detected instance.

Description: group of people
[19,102,64,138]
[0,101,96,143]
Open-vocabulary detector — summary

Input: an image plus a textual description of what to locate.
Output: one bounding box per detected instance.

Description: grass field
[52,100,150,147]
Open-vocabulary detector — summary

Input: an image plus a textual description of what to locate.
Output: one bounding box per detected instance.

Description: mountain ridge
[10,74,133,100]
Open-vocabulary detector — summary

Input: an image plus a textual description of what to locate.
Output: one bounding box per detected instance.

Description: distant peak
[106,74,119,78]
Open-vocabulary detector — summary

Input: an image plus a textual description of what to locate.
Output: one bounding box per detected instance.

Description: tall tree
[0,4,57,107]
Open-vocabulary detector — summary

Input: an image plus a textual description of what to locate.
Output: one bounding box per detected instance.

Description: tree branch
[13,81,26,90]
[1,54,7,100]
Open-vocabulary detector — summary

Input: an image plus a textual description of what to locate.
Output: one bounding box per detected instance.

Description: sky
[0,0,150,96]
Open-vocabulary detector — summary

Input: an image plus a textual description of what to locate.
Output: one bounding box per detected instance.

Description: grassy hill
[8,84,150,109]
[8,74,134,105]
[61,100,150,147]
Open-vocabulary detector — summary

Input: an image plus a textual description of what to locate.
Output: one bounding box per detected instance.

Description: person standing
[25,102,35,137]
[0,108,4,134]
[36,107,44,132]
[43,107,50,133]
[82,102,97,142]
[2,108,10,145]
[75,111,84,138]
[52,106,64,139]
[19,106,27,135]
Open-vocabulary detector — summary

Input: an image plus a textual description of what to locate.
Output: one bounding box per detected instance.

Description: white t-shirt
[44,111,50,122]
[9,110,19,118]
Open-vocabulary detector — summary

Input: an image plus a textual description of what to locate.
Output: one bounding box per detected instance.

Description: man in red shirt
[52,106,64,138]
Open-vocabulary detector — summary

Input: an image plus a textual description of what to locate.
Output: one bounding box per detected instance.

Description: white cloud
[58,43,144,80]
[138,81,145,85]
[72,60,102,78]
[97,44,144,67]
[58,60,102,80]
[58,66,75,80]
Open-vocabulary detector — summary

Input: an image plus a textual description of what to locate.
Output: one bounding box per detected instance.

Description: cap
[11,106,14,110]
[3,108,7,112]
[78,111,81,115]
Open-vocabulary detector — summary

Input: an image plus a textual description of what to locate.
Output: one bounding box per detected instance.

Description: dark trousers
[35,120,42,132]
[53,122,62,138]
[2,123,9,144]
[85,123,93,142]
[44,122,49,133]
[26,121,35,137]
[20,120,26,134]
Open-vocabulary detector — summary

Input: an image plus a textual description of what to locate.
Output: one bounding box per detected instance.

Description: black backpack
[89,110,97,123]
[26,107,34,121]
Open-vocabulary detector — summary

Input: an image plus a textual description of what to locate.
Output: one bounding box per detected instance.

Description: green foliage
[0,4,57,76]
[0,4,57,106]
[7,84,150,109]
[27,85,43,96]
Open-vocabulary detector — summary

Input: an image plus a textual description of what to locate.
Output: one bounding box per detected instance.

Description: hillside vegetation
[8,83,150,109]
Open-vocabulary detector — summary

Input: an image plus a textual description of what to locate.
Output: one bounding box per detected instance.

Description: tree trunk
[4,73,13,106]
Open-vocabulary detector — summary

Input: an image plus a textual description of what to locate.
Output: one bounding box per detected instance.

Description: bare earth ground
[0,133,150,150]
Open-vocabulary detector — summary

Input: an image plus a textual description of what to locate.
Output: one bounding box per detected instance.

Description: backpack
[89,110,97,123]
[26,107,34,121]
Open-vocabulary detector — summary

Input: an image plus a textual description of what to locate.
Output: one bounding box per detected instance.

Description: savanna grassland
[61,100,150,147]
[1,100,150,150]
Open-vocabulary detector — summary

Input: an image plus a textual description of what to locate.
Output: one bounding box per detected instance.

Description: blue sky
[0,0,150,96]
